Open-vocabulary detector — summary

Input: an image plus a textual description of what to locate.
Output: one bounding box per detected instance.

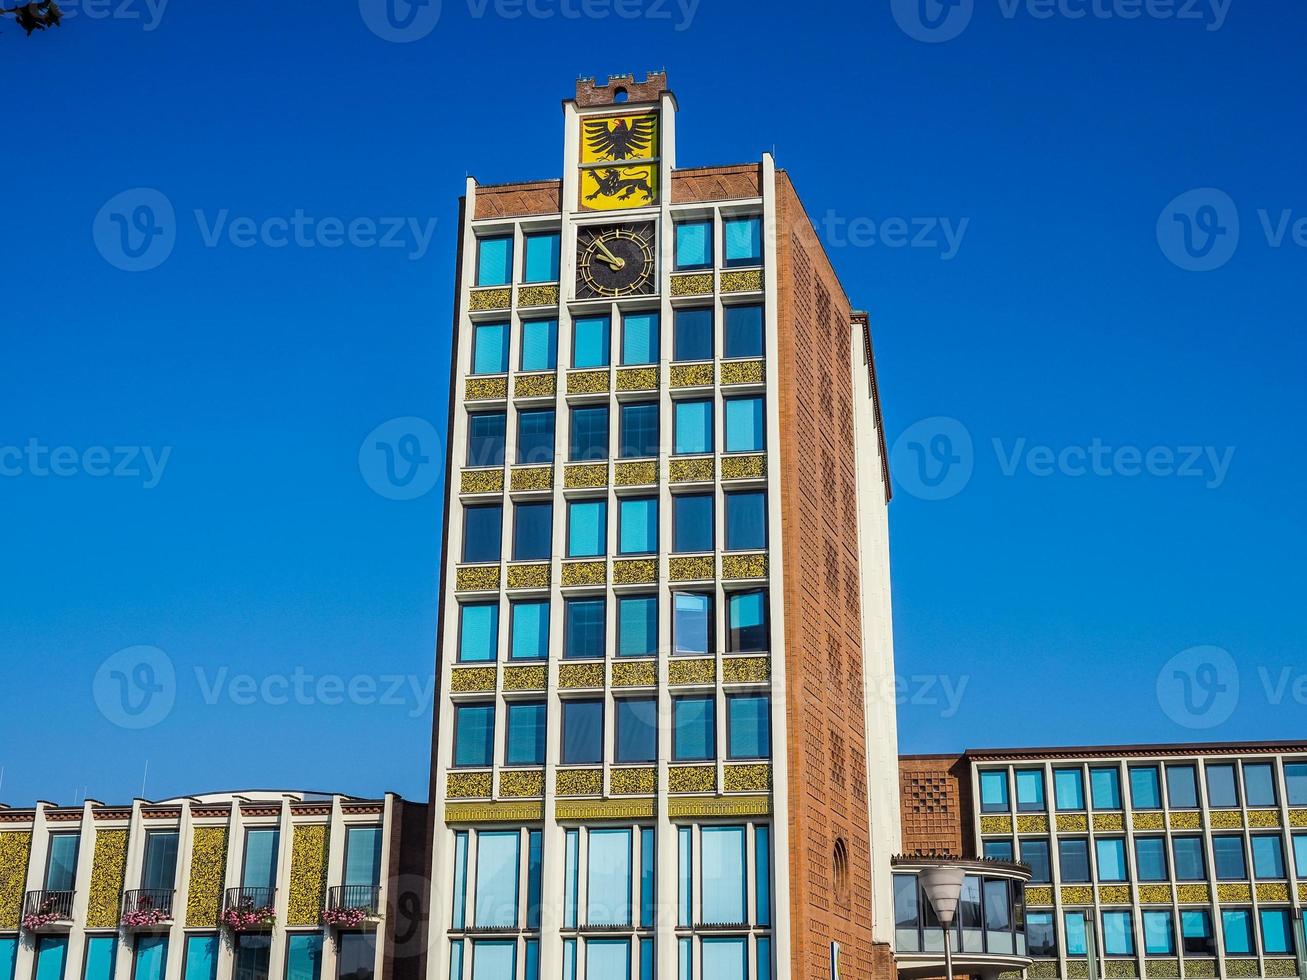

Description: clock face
[576,223,656,299]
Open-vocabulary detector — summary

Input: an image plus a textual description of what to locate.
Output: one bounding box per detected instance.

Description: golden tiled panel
[1144,960,1179,979]
[1246,809,1280,828]
[670,272,713,296]
[1099,885,1131,905]
[1216,883,1251,903]
[1060,885,1094,906]
[559,662,605,689]
[611,661,657,688]
[669,658,716,686]
[447,772,493,800]
[185,827,229,927]
[1182,961,1216,979]
[510,466,554,491]
[1017,814,1050,834]
[669,766,717,794]
[616,366,659,392]
[720,454,767,481]
[668,555,715,581]
[1169,811,1201,830]
[450,667,497,693]
[445,802,545,824]
[1067,962,1090,979]
[461,469,504,495]
[287,824,329,927]
[1289,809,1307,828]
[609,768,657,796]
[456,565,501,592]
[669,362,714,388]
[499,770,545,799]
[1058,813,1090,832]
[1131,811,1164,831]
[1138,885,1173,904]
[614,461,657,487]
[465,376,508,401]
[564,463,609,489]
[1299,882,1307,903]
[722,553,768,580]
[1025,886,1054,906]
[1094,812,1125,832]
[668,796,771,818]
[1207,809,1242,829]
[612,558,657,585]
[669,457,714,484]
[1176,884,1211,903]
[468,288,511,311]
[557,800,656,821]
[562,561,607,587]
[514,373,557,398]
[507,563,551,590]
[567,370,609,394]
[503,665,547,691]
[0,832,32,930]
[722,656,770,684]
[516,284,559,308]
[720,359,765,385]
[720,270,764,293]
[1223,960,1259,979]
[979,815,1013,835]
[1028,963,1058,979]
[1264,960,1300,978]
[556,769,603,797]
[1104,962,1138,979]
[724,764,772,793]
[1255,882,1289,903]
[85,829,129,928]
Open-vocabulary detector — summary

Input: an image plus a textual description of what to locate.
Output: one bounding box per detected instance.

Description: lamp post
[920,867,967,980]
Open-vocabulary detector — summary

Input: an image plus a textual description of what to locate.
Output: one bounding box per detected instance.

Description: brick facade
[898,754,974,857]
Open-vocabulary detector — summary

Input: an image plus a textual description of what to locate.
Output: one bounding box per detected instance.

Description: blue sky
[2,0,1303,806]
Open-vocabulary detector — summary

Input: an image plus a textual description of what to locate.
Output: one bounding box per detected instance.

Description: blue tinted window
[506,702,546,766]
[510,601,549,661]
[0,938,16,980]
[673,400,713,455]
[476,237,512,287]
[724,491,766,551]
[723,217,762,267]
[1021,839,1051,883]
[1096,838,1128,882]
[82,937,117,980]
[567,499,606,558]
[640,830,656,928]
[285,934,321,980]
[562,699,603,764]
[454,704,494,767]
[1203,764,1236,807]
[1222,909,1254,955]
[979,771,1009,812]
[472,323,509,375]
[673,308,713,361]
[569,406,609,461]
[727,591,767,654]
[462,504,502,564]
[673,696,715,761]
[1090,767,1122,809]
[622,312,659,365]
[675,222,711,270]
[513,501,553,561]
[618,497,658,555]
[1054,768,1084,810]
[526,832,542,931]
[133,936,168,980]
[700,829,746,926]
[1059,838,1090,882]
[572,316,611,369]
[1172,837,1206,880]
[474,832,519,928]
[45,834,79,890]
[1286,763,1307,805]
[617,595,657,657]
[724,397,764,452]
[587,832,633,928]
[1064,912,1088,956]
[1213,835,1247,880]
[1028,912,1056,956]
[458,603,499,663]
[619,402,659,458]
[1168,764,1201,807]
[1294,833,1307,875]
[1016,769,1045,811]
[183,935,219,980]
[673,592,712,656]
[983,840,1013,862]
[723,305,764,358]
[34,938,68,980]
[344,826,382,888]
[1244,763,1277,807]
[673,495,714,553]
[1143,910,1175,955]
[1129,766,1161,809]
[1135,837,1169,881]
[616,698,657,763]
[1251,835,1285,878]
[472,940,515,980]
[585,941,629,980]
[516,409,555,465]
[523,233,560,283]
[241,830,278,890]
[1260,909,1294,955]
[755,828,771,927]
[1182,910,1214,955]
[467,412,506,467]
[564,598,605,659]
[727,695,770,759]
[520,319,558,371]
[1102,911,1135,956]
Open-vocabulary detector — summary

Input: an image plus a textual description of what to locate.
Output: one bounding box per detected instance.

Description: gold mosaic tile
[1255,882,1289,903]
[468,288,511,311]
[1067,962,1090,979]
[514,373,556,398]
[611,661,657,688]
[1223,960,1259,979]
[1099,885,1131,905]
[558,662,605,689]
[668,555,714,581]
[465,376,508,401]
[1264,960,1300,978]
[557,799,655,821]
[1025,886,1054,907]
[1144,960,1179,979]
[720,359,765,385]
[1104,962,1138,979]
[447,772,492,800]
[1060,885,1094,906]
[670,273,713,296]
[456,565,501,592]
[1131,811,1164,831]
[506,563,550,590]
[564,463,609,489]
[669,766,717,794]
[1138,885,1173,904]
[720,454,767,481]
[567,370,609,395]
[1058,813,1090,832]
[461,469,504,495]
[610,768,656,796]
[669,457,714,483]
[1246,809,1280,828]
[1288,809,1307,828]
[669,658,716,686]
[612,558,657,585]
[616,366,659,392]
[724,764,771,793]
[979,815,1013,835]
[721,656,770,684]
[1093,812,1125,832]
[1017,814,1049,834]
[1216,883,1251,903]
[503,665,547,691]
[720,270,763,293]
[1028,963,1058,979]
[722,553,768,580]
[499,770,545,799]
[561,561,606,587]
[670,362,714,388]
[516,284,559,308]
[614,461,657,486]
[556,769,602,797]
[1169,811,1201,830]
[1176,884,1210,903]
[1207,809,1242,829]
[1182,960,1215,978]
[510,466,553,491]
[450,667,497,693]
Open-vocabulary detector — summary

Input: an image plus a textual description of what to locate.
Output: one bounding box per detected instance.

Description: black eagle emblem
[584,116,657,161]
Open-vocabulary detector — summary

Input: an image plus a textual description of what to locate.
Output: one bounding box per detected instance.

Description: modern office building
[426,72,903,980]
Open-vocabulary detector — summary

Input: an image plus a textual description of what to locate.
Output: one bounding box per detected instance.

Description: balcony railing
[323,885,380,927]
[222,887,277,931]
[121,889,175,928]
[22,891,74,931]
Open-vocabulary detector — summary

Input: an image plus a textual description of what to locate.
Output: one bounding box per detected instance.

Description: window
[1096,838,1128,882]
[983,878,1014,954]
[467,412,506,467]
[621,312,659,366]
[472,322,509,375]
[34,937,68,980]
[572,315,610,369]
[1059,838,1090,882]
[132,938,168,980]
[617,595,657,657]
[462,504,502,564]
[453,704,494,767]
[1054,768,1085,810]
[1260,909,1295,956]
[727,591,768,654]
[505,702,546,766]
[672,495,714,553]
[619,403,659,458]
[569,405,609,461]
[616,699,657,763]
[458,603,499,663]
[471,941,514,980]
[588,830,633,926]
[45,833,79,891]
[894,875,921,951]
[520,318,558,372]
[1244,762,1277,807]
[672,696,715,761]
[1168,768,1206,814]
[1090,767,1121,809]
[1222,909,1255,956]
[724,491,767,551]
[618,498,657,555]
[82,937,117,980]
[701,827,746,925]
[516,409,555,465]
[561,700,603,764]
[1020,839,1051,883]
[979,771,1010,812]
[344,826,382,890]
[1251,834,1285,878]
[564,598,605,660]
[673,400,713,455]
[674,221,711,271]
[183,936,219,980]
[724,396,764,453]
[1102,911,1135,956]
[983,840,1014,862]
[1295,832,1307,876]
[584,941,629,980]
[723,216,762,267]
[241,829,278,891]
[1171,836,1206,880]
[1135,837,1169,881]
[476,236,512,287]
[1143,910,1175,955]
[0,938,16,980]
[513,501,553,561]
[1204,763,1237,808]
[510,600,548,661]
[1286,762,1307,805]
[334,934,374,980]
[673,592,713,656]
[566,499,606,558]
[1213,835,1247,880]
[1064,911,1088,956]
[475,832,519,928]
[234,935,270,980]
[1181,910,1215,955]
[727,695,771,760]
[1015,769,1045,812]
[723,304,764,359]
[141,830,179,892]
[1028,911,1057,957]
[523,232,560,283]
[1129,766,1162,809]
[672,307,713,362]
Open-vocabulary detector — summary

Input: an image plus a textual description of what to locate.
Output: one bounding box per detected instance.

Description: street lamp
[920,867,967,980]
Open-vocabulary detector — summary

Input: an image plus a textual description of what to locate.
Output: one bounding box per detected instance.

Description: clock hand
[592,238,627,270]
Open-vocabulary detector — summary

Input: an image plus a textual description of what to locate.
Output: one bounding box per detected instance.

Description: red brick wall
[899,755,974,857]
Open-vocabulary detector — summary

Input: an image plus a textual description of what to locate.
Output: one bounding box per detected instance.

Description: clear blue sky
[3,0,1304,807]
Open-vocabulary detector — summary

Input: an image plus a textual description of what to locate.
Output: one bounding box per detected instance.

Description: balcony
[121,888,175,929]
[323,885,381,928]
[22,891,74,932]
[221,887,277,931]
